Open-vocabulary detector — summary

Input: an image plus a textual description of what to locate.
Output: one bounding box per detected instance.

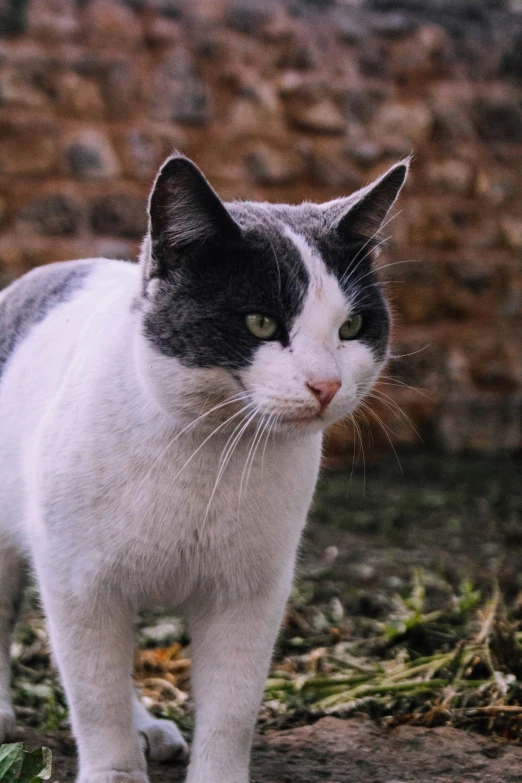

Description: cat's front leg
[38,578,148,783]
[185,579,291,783]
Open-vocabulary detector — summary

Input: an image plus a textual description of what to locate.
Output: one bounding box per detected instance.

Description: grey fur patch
[143,207,310,370]
[142,155,408,369]
[0,261,92,382]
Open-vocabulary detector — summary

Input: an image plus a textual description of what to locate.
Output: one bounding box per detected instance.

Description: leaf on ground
[0,744,24,782]
[0,744,52,783]
[19,747,52,782]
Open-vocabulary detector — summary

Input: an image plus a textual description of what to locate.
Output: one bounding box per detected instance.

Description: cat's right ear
[145,154,241,278]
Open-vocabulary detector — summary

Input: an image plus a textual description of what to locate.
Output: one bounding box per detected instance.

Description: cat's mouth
[287,412,320,421]
[280,408,324,424]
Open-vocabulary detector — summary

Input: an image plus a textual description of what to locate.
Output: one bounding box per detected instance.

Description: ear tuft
[328,158,410,243]
[147,154,241,276]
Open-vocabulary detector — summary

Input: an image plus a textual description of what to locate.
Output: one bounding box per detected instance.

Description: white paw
[77,772,149,783]
[139,719,189,763]
[0,709,16,743]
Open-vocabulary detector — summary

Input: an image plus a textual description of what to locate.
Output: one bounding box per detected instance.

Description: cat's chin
[274,411,337,435]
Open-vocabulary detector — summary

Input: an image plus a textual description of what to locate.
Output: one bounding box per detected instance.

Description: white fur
[0,229,386,783]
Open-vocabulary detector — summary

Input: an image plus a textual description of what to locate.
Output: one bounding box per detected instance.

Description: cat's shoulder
[0,258,136,381]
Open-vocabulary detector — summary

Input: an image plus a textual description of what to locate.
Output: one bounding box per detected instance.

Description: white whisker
[340,209,402,288]
[170,403,256,490]
[358,400,403,474]
[389,343,431,360]
[238,412,268,512]
[202,405,260,523]
[136,391,254,495]
[368,389,422,442]
[340,234,392,288]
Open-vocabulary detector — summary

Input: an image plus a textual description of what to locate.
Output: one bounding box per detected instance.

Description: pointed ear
[327,158,409,245]
[147,154,241,276]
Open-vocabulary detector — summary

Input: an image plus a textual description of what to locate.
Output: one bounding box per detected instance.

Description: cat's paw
[77,772,149,783]
[139,719,189,763]
[0,709,16,743]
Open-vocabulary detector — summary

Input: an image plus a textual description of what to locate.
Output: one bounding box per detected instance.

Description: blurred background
[1,0,521,459]
[4,0,522,770]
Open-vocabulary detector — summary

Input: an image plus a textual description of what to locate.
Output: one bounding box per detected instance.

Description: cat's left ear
[145,154,241,278]
[325,158,409,245]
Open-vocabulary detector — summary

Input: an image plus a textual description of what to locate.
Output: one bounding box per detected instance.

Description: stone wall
[0,0,521,455]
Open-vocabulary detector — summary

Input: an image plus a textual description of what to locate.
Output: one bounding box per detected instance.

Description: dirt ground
[10,452,522,782]
[22,716,522,783]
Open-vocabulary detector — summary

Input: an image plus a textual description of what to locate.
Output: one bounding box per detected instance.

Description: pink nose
[306,380,342,409]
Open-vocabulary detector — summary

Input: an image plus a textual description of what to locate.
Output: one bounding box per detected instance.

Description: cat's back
[0,260,90,383]
[0,257,139,454]
[0,257,140,547]
[0,258,137,386]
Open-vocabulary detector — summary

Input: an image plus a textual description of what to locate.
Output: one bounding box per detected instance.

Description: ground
[20,717,522,782]
[8,453,522,781]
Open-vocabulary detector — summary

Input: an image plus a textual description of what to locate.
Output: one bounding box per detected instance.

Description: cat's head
[137,154,408,434]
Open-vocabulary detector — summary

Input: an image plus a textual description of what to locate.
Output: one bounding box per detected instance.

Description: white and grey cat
[0,154,407,783]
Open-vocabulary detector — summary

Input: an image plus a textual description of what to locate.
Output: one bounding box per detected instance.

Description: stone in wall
[473,84,522,143]
[100,58,141,120]
[63,130,120,180]
[19,193,82,237]
[90,193,148,239]
[26,0,78,41]
[502,216,522,251]
[244,142,304,185]
[82,0,143,51]
[151,49,210,126]
[0,115,57,175]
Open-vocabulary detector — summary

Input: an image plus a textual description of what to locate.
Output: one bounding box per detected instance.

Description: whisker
[340,234,392,288]
[203,405,261,523]
[368,389,422,442]
[356,406,374,445]
[203,419,249,520]
[238,412,269,511]
[389,343,431,360]
[340,235,390,291]
[359,399,401,439]
[244,414,269,490]
[340,209,403,288]
[261,412,277,474]
[358,401,403,475]
[349,413,366,493]
[346,415,358,495]
[133,392,255,498]
[169,403,256,489]
[266,233,282,298]
[376,376,432,401]
[353,258,420,290]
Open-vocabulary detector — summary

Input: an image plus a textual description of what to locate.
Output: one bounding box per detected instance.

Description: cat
[0,153,407,783]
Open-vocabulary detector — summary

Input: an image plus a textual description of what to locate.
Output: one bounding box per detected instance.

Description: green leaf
[0,743,24,782]
[23,748,52,782]
[0,745,52,783]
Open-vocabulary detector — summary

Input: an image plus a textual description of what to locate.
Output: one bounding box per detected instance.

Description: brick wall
[0,0,521,455]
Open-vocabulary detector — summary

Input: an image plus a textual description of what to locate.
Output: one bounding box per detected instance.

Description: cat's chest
[120,431,317,583]
[74,434,314,604]
[35,410,322,603]
[126,432,299,538]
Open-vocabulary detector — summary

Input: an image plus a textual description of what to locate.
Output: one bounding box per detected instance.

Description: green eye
[339,314,363,340]
[245,313,279,340]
